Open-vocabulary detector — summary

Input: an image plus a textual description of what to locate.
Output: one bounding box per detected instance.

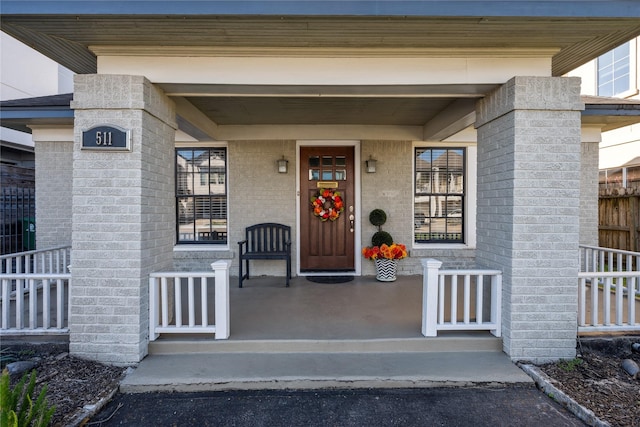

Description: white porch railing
[580,244,639,276]
[0,274,70,334]
[149,260,231,341]
[578,245,639,333]
[0,245,71,275]
[421,258,502,338]
[0,246,72,335]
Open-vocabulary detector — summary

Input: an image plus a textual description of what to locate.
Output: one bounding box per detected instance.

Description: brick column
[580,128,601,247]
[70,75,176,364]
[31,126,74,248]
[475,76,584,363]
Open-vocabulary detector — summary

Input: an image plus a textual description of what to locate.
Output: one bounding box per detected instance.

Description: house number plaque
[82,125,131,151]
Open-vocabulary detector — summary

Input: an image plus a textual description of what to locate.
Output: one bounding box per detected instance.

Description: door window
[309,155,347,181]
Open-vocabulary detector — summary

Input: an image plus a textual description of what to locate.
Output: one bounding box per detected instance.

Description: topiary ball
[369,209,387,228]
[372,231,393,247]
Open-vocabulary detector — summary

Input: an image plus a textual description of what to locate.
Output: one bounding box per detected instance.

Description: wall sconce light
[365,155,377,173]
[277,156,289,174]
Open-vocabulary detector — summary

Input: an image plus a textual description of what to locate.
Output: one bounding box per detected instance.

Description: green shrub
[372,231,393,247]
[368,209,387,229]
[0,368,55,427]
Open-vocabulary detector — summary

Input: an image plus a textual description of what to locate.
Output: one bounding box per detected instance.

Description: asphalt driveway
[89,385,585,426]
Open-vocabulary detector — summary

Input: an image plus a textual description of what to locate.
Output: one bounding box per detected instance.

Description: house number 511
[96,131,113,146]
[82,125,130,150]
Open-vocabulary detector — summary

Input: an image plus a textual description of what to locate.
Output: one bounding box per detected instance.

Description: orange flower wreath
[310,188,344,221]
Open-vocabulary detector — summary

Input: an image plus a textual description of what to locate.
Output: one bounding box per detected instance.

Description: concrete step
[120,350,531,393]
[148,334,503,354]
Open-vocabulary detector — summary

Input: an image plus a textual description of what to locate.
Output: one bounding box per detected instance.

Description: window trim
[174,144,229,248]
[412,142,476,250]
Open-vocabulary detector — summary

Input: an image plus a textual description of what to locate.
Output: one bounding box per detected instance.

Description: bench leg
[239,258,249,288]
[286,256,291,287]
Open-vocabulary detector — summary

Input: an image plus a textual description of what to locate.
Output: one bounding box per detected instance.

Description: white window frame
[412,142,476,250]
[174,141,230,252]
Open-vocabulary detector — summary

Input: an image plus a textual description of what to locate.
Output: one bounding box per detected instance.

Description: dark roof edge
[0,93,73,108]
[582,95,640,116]
[2,1,640,18]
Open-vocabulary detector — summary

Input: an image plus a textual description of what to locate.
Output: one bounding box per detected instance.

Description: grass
[557,358,583,372]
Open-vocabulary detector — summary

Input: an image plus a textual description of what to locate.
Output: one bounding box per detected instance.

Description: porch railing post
[422,258,442,337]
[490,274,502,337]
[149,276,159,341]
[212,260,231,339]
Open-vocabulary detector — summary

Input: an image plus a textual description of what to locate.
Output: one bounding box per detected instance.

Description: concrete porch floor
[230,274,427,340]
[123,275,532,393]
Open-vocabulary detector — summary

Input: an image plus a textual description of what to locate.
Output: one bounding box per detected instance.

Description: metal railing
[149,260,231,340]
[421,259,502,337]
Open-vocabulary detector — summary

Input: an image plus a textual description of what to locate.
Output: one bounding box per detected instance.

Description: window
[414,148,465,244]
[176,148,227,244]
[598,42,630,97]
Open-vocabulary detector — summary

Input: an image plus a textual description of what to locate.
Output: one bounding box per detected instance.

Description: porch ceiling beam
[173,97,220,141]
[422,98,477,141]
[159,84,498,98]
[216,124,423,141]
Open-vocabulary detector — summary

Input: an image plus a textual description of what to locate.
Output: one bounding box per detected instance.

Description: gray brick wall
[475,76,583,363]
[360,140,415,275]
[35,138,73,248]
[580,140,599,246]
[227,140,297,276]
[69,75,176,364]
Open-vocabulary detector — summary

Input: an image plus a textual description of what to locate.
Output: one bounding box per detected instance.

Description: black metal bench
[238,223,291,288]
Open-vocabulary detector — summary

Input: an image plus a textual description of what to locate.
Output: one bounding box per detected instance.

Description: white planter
[374,258,398,282]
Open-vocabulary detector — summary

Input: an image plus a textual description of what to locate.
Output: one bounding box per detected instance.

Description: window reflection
[414,148,465,243]
[176,148,227,244]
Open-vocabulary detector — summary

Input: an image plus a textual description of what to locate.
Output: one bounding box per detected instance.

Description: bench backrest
[245,223,291,253]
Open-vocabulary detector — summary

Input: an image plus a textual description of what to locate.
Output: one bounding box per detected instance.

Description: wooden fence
[599,193,640,252]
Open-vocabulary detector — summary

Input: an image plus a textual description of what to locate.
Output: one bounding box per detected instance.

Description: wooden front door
[300,146,356,271]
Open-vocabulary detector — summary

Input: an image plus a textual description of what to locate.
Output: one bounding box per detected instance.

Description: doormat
[306,276,354,284]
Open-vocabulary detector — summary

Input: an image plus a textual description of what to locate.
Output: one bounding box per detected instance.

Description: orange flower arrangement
[310,188,344,221]
[362,243,408,260]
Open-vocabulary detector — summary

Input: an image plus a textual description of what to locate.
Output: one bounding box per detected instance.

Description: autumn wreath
[311,188,344,221]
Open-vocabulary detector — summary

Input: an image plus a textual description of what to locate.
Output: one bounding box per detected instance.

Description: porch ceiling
[161,83,492,131]
[183,96,454,126]
[2,3,640,139]
[1,12,640,77]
